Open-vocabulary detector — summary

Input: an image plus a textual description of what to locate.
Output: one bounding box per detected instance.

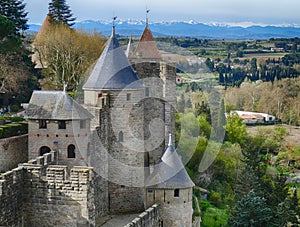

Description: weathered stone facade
[124,204,160,227]
[0,151,107,226]
[0,22,194,226]
[0,135,28,173]
[146,188,193,227]
[28,119,90,165]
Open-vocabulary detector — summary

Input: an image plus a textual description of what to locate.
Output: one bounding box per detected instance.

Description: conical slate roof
[146,134,195,189]
[83,27,143,90]
[135,24,161,59]
[26,91,93,120]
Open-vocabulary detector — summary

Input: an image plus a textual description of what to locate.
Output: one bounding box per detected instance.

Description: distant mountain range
[28,19,300,40]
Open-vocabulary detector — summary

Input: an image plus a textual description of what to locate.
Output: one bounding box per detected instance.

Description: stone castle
[0,18,195,226]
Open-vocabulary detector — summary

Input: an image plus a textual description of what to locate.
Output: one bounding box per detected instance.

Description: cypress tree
[0,0,28,33]
[48,0,76,27]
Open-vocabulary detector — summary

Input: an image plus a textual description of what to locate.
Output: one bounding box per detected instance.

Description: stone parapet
[124,204,160,227]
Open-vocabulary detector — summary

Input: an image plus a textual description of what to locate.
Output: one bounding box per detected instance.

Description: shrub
[0,121,28,138]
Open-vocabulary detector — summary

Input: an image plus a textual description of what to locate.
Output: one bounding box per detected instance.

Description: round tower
[82,25,147,213]
[146,134,195,227]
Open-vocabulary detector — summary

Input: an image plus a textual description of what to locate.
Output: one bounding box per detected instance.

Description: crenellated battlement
[124,204,160,227]
[0,150,96,226]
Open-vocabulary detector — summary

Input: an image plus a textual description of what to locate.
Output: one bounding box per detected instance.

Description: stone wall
[99,90,147,214]
[0,135,28,173]
[147,188,194,227]
[0,150,100,226]
[124,204,160,227]
[28,119,90,163]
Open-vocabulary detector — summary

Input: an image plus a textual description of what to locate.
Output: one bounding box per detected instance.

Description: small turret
[146,134,195,227]
[125,34,135,58]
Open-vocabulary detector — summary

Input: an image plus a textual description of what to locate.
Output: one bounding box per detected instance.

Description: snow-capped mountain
[28,19,300,40]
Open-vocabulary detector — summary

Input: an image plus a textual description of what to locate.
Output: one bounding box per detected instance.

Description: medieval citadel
[0,17,195,226]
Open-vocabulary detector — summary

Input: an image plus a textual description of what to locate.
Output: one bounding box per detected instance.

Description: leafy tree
[198,114,211,139]
[48,0,76,26]
[225,113,247,145]
[216,98,226,141]
[230,190,272,227]
[0,0,28,32]
[33,24,105,91]
[0,14,21,53]
[0,14,36,105]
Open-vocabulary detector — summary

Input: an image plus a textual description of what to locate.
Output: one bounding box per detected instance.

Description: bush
[202,207,230,227]
[199,200,211,212]
[209,190,222,208]
[0,121,28,138]
[0,116,24,125]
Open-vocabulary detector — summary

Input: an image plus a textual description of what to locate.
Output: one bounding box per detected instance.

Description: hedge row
[0,121,28,139]
[0,116,24,126]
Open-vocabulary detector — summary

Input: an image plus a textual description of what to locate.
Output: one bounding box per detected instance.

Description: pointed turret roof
[125,34,135,58]
[146,134,195,189]
[134,23,161,59]
[83,26,143,90]
[26,91,93,120]
[34,14,51,41]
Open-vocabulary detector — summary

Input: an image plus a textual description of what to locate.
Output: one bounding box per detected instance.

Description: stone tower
[26,90,93,165]
[128,21,177,166]
[146,134,195,227]
[83,26,147,213]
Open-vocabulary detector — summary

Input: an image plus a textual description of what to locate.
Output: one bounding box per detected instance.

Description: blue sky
[24,0,300,26]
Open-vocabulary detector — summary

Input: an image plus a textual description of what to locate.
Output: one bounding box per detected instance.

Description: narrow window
[39,120,47,129]
[126,93,131,101]
[80,120,86,129]
[68,144,76,158]
[174,189,180,197]
[145,87,150,97]
[118,131,124,142]
[58,120,66,129]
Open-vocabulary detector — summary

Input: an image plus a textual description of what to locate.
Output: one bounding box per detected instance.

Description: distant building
[231,110,276,124]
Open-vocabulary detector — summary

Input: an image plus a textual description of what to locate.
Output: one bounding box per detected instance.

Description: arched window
[40,146,51,156]
[118,131,124,142]
[67,144,76,158]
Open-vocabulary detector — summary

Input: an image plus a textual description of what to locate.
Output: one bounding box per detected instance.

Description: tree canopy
[48,0,76,26]
[33,24,106,91]
[0,14,22,53]
[0,0,28,32]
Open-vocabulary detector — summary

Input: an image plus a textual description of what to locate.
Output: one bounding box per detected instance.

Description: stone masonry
[0,150,100,226]
[0,135,28,173]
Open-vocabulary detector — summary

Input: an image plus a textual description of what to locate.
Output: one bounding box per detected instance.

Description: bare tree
[33,24,106,91]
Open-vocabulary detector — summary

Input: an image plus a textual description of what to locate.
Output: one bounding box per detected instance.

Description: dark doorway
[40,146,51,156]
[68,144,76,158]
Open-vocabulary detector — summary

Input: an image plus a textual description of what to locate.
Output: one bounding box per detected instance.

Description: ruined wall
[0,135,28,173]
[124,204,160,227]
